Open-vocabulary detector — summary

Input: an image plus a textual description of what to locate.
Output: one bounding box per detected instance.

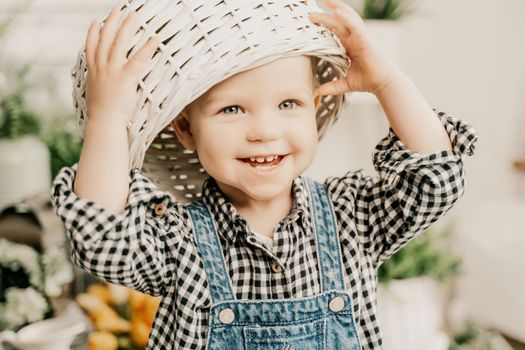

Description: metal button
[271,260,283,273]
[154,202,167,216]
[329,296,345,312]
[219,308,235,324]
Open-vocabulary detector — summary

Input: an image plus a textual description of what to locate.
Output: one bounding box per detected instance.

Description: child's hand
[309,0,403,96]
[85,7,159,127]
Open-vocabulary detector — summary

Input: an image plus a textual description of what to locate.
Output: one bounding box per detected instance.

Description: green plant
[378,223,462,285]
[0,0,48,140]
[0,59,83,177]
[0,79,42,139]
[0,0,82,176]
[448,320,515,350]
[40,113,83,179]
[360,0,417,20]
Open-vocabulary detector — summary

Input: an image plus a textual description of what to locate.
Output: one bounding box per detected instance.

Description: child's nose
[245,113,283,142]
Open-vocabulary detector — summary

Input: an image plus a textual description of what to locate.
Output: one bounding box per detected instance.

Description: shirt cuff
[50,163,173,231]
[372,108,478,184]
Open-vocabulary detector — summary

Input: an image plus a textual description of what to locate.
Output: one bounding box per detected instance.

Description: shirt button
[329,296,345,312]
[271,260,283,273]
[219,308,235,324]
[154,202,167,216]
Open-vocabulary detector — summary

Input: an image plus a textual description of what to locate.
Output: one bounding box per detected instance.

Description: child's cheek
[195,124,238,169]
[293,118,319,150]
[292,120,319,171]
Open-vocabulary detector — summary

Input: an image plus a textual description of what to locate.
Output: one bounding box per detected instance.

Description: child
[51,0,478,348]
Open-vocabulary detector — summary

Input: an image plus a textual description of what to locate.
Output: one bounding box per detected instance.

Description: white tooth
[250,157,256,162]
[265,156,275,162]
[255,157,265,163]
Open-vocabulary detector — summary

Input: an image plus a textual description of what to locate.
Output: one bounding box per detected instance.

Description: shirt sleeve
[49,162,186,296]
[326,108,478,268]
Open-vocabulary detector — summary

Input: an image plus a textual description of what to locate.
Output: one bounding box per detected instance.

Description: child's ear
[170,113,196,151]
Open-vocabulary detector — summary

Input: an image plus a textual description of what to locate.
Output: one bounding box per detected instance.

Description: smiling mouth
[239,155,286,168]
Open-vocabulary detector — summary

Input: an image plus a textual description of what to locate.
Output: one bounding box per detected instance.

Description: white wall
[399,0,525,202]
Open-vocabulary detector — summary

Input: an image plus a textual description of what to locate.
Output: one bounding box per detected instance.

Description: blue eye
[222,105,243,114]
[220,100,299,115]
[280,99,298,110]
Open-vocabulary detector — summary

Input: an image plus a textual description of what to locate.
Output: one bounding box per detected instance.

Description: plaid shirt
[51,109,478,349]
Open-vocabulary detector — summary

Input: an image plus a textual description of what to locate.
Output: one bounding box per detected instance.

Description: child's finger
[333,8,359,36]
[309,12,350,38]
[317,77,350,97]
[85,20,100,73]
[108,11,138,68]
[125,36,159,74]
[96,6,124,68]
[324,0,364,31]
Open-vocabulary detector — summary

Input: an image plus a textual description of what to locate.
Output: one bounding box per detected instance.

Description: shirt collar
[200,176,311,244]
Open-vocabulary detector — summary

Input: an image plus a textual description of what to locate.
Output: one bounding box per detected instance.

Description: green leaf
[39,115,83,179]
[378,224,462,285]
[361,0,416,20]
[0,93,41,138]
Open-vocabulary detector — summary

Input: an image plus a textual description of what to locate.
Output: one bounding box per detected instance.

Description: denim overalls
[187,178,362,349]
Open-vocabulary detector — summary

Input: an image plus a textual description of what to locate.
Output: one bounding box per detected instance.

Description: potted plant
[0,63,53,212]
[376,222,462,350]
[0,0,83,212]
[0,0,49,212]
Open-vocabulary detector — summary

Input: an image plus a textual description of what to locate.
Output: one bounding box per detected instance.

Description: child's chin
[244,181,293,198]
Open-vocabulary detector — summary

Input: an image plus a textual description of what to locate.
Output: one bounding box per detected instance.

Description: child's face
[171,55,322,204]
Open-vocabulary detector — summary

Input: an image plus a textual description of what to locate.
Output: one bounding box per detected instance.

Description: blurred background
[0,0,523,349]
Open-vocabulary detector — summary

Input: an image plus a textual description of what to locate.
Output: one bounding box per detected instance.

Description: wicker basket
[71,0,351,203]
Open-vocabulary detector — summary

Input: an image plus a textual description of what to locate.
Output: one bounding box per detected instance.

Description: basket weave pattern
[71,0,351,203]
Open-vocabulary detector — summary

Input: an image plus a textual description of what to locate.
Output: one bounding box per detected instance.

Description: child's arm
[326,108,477,267]
[372,70,454,155]
[312,0,478,266]
[74,8,158,214]
[50,8,177,296]
[52,164,186,296]
[74,117,129,214]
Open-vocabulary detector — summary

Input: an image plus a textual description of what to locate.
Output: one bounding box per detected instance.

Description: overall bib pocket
[243,318,326,350]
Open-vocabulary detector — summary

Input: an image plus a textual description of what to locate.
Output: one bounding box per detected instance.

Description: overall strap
[305,178,346,292]
[187,201,236,303]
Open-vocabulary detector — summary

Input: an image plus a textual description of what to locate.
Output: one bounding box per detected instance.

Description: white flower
[0,240,74,330]
[41,247,74,297]
[0,239,42,289]
[3,287,49,327]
